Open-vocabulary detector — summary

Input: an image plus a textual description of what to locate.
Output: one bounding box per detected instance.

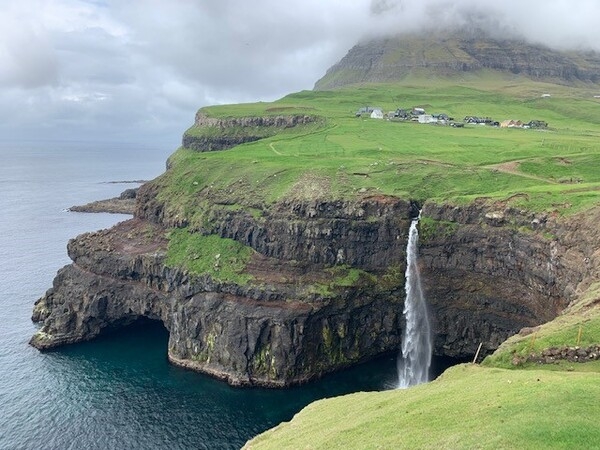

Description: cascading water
[397,215,432,389]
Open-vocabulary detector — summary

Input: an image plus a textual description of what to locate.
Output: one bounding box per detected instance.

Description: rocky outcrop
[31,186,600,386]
[68,187,140,214]
[193,113,318,129]
[314,31,600,90]
[30,219,404,387]
[523,345,600,365]
[182,113,320,152]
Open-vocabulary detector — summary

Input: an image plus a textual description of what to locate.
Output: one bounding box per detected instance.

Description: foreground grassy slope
[245,281,600,449]
[245,364,600,450]
[170,79,600,449]
[483,283,600,369]
[159,77,600,231]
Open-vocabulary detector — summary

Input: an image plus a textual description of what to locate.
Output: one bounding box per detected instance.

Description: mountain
[314,30,600,90]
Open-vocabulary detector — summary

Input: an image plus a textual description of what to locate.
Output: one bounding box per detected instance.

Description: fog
[0,0,597,146]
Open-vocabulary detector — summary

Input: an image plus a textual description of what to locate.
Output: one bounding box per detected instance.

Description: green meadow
[161,77,600,285]
[160,77,600,229]
[159,79,600,448]
[244,364,600,450]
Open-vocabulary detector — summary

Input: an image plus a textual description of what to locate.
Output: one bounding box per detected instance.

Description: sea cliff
[30,76,600,386]
[30,173,597,386]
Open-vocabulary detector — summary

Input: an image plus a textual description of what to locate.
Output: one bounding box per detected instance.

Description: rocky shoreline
[68,186,140,214]
[30,181,600,386]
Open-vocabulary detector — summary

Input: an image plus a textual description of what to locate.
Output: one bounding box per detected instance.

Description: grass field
[160,79,600,448]
[159,78,600,231]
[161,77,600,288]
[245,364,600,450]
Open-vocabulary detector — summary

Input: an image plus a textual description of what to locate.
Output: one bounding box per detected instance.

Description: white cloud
[367,0,600,50]
[0,0,598,146]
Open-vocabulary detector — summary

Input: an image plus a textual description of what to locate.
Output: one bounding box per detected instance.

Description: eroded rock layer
[30,186,598,386]
[182,113,320,153]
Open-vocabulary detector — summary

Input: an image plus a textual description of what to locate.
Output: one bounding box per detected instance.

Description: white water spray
[397,215,432,389]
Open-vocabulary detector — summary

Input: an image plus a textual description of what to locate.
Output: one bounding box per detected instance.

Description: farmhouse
[355,106,382,117]
[370,109,384,119]
[500,120,524,128]
[418,114,437,124]
[393,108,410,119]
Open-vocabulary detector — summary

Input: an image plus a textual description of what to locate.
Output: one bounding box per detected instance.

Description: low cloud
[367,0,600,50]
[0,1,598,146]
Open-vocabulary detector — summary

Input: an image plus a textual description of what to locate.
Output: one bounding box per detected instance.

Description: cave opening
[95,316,170,350]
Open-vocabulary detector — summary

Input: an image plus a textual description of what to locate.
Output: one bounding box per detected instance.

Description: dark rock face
[30,193,599,386]
[314,32,600,90]
[208,198,414,270]
[119,188,138,200]
[30,219,405,387]
[182,113,320,152]
[181,134,262,153]
[522,345,600,365]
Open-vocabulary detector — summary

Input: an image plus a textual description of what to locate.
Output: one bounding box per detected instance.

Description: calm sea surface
[0,141,454,449]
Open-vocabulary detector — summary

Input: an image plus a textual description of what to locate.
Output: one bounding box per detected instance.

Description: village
[355,105,548,129]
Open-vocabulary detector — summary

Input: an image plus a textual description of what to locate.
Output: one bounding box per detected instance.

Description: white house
[418,114,437,124]
[370,109,384,119]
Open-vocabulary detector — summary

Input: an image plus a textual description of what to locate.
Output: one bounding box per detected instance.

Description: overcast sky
[1,0,599,148]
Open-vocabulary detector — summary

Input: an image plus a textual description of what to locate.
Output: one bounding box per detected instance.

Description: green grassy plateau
[163,77,600,279]
[164,76,600,232]
[159,77,600,448]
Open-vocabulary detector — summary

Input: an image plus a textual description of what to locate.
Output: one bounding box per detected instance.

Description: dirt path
[269,142,283,155]
[486,161,558,184]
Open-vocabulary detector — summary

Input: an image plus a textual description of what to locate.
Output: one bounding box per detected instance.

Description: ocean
[0,140,406,449]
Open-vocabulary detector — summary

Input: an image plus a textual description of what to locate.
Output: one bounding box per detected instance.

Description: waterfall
[397,215,432,389]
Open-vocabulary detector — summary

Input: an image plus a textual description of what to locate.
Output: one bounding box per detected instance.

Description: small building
[526,120,548,129]
[393,108,410,119]
[500,120,524,128]
[418,114,437,124]
[541,93,552,98]
[370,109,384,119]
[356,106,382,117]
[412,107,426,115]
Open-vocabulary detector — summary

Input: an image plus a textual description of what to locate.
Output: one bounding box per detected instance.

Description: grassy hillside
[158,78,600,232]
[161,79,600,449]
[483,283,600,369]
[243,279,600,448]
[244,363,600,450]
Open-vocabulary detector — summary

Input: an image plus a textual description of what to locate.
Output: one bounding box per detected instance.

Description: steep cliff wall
[30,183,598,386]
[314,32,600,90]
[30,219,405,387]
[181,112,320,153]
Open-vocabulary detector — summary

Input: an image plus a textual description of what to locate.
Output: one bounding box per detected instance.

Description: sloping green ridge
[157,80,600,230]
[483,283,600,368]
[314,32,600,90]
[245,364,600,450]
[192,79,600,448]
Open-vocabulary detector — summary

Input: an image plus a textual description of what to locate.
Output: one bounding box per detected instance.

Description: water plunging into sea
[0,141,456,448]
[397,215,433,388]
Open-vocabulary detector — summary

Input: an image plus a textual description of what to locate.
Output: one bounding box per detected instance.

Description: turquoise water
[0,141,449,449]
